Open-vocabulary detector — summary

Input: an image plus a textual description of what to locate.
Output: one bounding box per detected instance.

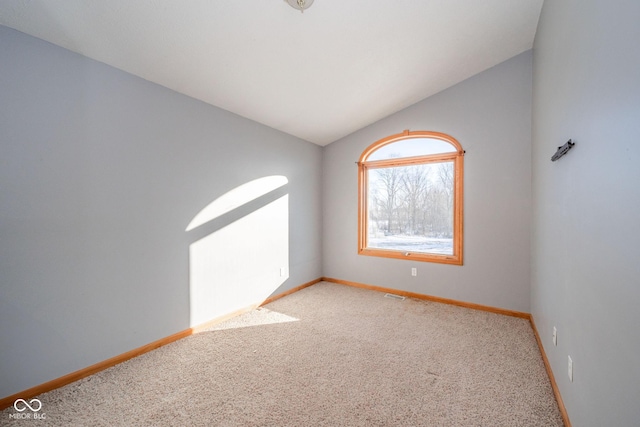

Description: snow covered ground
[368,234,453,255]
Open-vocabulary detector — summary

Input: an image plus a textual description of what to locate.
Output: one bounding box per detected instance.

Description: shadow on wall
[185,176,290,327]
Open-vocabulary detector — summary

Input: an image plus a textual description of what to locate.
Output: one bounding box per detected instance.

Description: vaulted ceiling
[0,1,543,145]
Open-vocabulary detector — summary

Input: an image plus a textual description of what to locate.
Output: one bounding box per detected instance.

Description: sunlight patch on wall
[186,175,288,231]
[188,194,289,328]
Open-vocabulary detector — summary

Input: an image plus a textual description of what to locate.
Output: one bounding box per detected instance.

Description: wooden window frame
[357,130,464,265]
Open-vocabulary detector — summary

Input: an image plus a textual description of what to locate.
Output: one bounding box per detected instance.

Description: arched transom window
[358,130,464,265]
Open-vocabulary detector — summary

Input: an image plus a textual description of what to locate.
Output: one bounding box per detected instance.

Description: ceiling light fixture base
[286,0,314,13]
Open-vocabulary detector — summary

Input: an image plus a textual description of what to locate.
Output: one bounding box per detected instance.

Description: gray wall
[531,1,640,425]
[323,51,533,313]
[0,26,322,399]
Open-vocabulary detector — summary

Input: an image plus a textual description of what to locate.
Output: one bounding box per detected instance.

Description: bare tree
[412,162,454,238]
[370,160,454,240]
[400,164,430,235]
[370,166,402,234]
[438,162,454,237]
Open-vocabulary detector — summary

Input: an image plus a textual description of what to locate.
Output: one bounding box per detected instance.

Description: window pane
[367,137,456,161]
[367,161,454,255]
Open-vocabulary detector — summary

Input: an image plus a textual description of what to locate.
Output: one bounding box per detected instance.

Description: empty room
[1,1,638,426]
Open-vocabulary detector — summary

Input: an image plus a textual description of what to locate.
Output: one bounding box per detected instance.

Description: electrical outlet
[553,326,557,346]
[411,268,417,277]
[568,355,573,382]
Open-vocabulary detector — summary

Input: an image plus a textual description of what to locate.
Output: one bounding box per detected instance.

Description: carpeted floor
[1,282,564,426]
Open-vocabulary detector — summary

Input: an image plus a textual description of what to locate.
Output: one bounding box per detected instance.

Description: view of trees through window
[358,131,463,264]
[367,160,454,255]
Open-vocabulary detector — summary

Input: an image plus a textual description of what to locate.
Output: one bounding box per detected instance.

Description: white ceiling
[0,1,543,146]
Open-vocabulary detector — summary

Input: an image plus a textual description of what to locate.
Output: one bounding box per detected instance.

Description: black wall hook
[551,139,575,161]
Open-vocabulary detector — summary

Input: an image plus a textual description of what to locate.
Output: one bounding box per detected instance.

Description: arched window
[358,130,464,265]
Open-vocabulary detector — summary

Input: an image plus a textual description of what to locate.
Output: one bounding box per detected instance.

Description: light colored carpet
[1,282,564,426]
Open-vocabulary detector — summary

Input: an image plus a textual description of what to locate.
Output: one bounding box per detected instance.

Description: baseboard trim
[261,278,322,306]
[529,317,572,427]
[321,277,531,319]
[0,278,322,410]
[1,276,572,427]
